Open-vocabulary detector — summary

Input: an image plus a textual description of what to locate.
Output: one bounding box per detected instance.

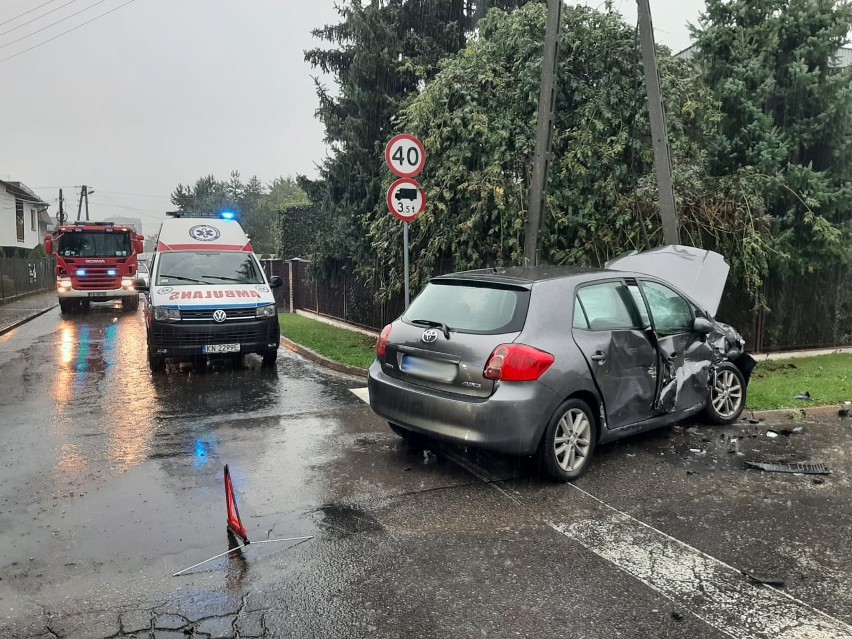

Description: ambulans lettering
[166,289,263,300]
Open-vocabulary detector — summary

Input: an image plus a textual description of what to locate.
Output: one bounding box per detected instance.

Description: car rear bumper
[367,360,561,455]
[148,317,280,359]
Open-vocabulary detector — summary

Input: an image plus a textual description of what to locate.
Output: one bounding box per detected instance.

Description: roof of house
[0,180,49,206]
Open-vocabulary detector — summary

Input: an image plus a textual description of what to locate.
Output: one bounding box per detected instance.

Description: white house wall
[0,189,43,250]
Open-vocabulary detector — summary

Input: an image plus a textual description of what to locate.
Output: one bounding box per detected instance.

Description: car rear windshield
[402,281,530,334]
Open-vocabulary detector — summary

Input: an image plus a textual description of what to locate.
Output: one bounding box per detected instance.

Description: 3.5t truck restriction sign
[44,221,145,314]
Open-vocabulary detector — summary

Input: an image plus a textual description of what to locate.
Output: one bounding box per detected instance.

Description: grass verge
[747,354,851,410]
[279,313,376,370]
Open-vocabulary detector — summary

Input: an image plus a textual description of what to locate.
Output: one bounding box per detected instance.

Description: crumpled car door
[635,279,715,413]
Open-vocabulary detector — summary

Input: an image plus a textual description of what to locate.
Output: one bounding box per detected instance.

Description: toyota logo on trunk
[421,329,439,343]
[213,310,227,323]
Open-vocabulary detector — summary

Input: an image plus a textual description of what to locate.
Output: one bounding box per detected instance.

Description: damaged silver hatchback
[367,245,756,482]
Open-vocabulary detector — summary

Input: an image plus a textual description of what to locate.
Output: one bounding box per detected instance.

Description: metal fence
[287,258,850,352]
[0,257,54,301]
[289,259,403,332]
[716,266,851,352]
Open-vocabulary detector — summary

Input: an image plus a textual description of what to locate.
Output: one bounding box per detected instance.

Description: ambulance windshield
[155,252,265,286]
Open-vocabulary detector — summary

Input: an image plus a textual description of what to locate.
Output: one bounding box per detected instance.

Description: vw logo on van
[189,224,221,241]
[213,310,227,323]
[421,329,439,343]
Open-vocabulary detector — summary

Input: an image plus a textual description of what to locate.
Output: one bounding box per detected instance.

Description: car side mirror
[132,278,149,291]
[44,235,54,255]
[269,275,283,289]
[693,317,714,335]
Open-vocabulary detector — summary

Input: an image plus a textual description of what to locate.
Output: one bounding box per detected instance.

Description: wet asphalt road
[0,304,850,639]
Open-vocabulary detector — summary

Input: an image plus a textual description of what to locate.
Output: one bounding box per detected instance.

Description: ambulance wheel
[122,295,139,312]
[148,352,165,373]
[59,299,73,314]
[261,349,278,368]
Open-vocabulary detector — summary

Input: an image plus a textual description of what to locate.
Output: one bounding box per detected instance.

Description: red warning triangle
[224,465,250,545]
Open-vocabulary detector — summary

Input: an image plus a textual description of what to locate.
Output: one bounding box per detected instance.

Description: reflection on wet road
[0,304,371,637]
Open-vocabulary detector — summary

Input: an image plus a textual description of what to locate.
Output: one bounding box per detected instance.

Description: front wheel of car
[705,363,746,425]
[539,398,597,482]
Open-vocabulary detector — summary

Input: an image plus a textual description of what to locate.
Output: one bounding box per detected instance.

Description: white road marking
[552,513,851,639]
[443,450,852,639]
[350,387,370,403]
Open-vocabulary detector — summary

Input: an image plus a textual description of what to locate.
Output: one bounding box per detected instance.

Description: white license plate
[203,343,240,354]
[88,292,107,297]
[400,355,457,383]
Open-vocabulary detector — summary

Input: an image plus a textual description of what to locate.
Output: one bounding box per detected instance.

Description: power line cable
[0,0,61,27]
[0,0,83,38]
[0,0,111,50]
[0,0,134,64]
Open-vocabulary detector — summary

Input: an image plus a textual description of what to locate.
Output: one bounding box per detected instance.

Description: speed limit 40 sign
[385,134,426,178]
[387,178,426,222]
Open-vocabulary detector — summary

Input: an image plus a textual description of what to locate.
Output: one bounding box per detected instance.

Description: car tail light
[376,324,392,358]
[484,344,554,382]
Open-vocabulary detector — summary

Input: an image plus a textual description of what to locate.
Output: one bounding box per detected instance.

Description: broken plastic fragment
[794,391,811,401]
[745,461,831,475]
[742,570,786,587]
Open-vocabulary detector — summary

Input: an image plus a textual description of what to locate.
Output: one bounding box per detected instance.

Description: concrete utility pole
[523,0,563,266]
[58,189,65,226]
[637,0,680,245]
[84,186,90,221]
[77,186,84,221]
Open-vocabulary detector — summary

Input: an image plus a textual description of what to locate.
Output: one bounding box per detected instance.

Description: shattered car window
[575,282,640,331]
[641,280,693,334]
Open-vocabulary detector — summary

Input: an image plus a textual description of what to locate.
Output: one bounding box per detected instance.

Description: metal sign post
[385,134,427,309]
[403,222,410,308]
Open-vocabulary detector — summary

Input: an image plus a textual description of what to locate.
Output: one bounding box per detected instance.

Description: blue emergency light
[107,269,117,276]
[76,269,87,276]
[221,211,236,220]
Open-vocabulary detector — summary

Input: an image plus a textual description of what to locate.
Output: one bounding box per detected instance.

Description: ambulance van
[134,212,282,372]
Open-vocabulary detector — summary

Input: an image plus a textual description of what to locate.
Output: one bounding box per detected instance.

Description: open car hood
[605,245,730,316]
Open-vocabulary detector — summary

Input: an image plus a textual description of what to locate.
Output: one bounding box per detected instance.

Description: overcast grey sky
[0,0,704,234]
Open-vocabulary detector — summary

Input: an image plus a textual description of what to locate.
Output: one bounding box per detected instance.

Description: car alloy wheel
[711,368,743,419]
[554,408,592,472]
[540,398,597,482]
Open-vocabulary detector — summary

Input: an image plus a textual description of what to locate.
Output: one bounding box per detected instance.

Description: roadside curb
[280,336,369,379]
[743,404,847,421]
[0,304,58,336]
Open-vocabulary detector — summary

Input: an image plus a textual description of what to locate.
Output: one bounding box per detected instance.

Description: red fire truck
[44,221,145,314]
